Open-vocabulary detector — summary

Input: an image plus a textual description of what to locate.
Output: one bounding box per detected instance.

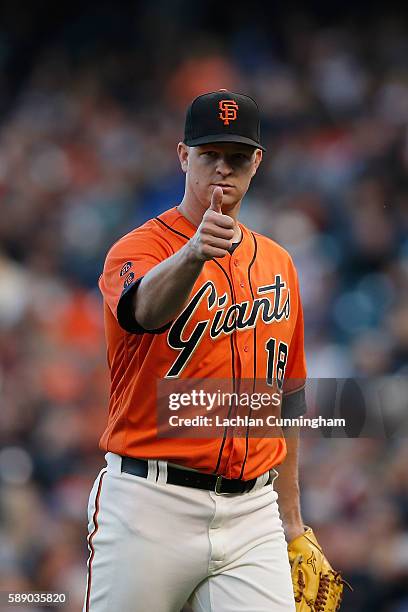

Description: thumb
[210,186,223,213]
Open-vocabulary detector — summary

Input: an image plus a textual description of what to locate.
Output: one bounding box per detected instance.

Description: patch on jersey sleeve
[123,272,135,288]
[120,261,133,277]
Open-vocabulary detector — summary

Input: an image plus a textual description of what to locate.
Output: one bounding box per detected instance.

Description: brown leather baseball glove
[288,527,352,611]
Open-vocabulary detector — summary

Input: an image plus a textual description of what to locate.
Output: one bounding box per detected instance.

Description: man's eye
[203,151,217,158]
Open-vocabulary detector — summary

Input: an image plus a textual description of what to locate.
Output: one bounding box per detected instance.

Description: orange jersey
[98,207,307,480]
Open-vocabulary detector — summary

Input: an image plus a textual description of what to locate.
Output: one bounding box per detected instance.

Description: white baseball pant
[83,452,295,612]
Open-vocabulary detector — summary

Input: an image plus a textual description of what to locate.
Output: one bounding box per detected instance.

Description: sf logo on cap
[219,99,238,125]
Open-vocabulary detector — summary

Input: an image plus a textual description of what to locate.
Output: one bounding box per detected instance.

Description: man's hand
[188,187,235,261]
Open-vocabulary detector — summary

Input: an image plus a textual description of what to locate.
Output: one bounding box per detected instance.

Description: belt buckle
[214,475,224,495]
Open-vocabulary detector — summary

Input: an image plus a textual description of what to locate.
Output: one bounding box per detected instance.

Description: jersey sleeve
[99,225,173,334]
[281,266,307,418]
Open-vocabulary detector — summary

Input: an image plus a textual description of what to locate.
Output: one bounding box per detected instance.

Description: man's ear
[177,142,189,173]
[252,149,263,177]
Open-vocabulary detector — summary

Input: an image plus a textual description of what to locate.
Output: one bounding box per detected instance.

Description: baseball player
[84,91,346,611]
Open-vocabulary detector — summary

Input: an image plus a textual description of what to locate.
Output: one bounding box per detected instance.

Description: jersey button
[244,346,249,352]
[234,260,239,267]
[240,281,245,288]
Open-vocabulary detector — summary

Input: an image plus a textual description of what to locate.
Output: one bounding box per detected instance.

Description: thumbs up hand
[188,186,235,261]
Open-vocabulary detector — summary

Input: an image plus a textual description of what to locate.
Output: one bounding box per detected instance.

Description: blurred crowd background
[0,1,407,610]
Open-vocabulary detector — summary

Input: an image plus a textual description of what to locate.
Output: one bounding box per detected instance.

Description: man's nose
[215,157,233,175]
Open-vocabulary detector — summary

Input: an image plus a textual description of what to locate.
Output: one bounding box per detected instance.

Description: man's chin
[204,188,240,210]
[221,196,240,210]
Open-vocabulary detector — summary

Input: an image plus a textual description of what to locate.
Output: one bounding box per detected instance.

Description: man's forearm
[274,426,305,542]
[133,242,204,330]
[133,188,235,330]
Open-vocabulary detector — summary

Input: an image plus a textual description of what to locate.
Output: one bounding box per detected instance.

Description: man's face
[178,142,262,211]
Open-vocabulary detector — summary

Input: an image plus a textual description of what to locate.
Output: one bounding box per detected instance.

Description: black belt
[121,456,273,495]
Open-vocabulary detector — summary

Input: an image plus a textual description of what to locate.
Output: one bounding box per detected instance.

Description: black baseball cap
[183,90,266,151]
